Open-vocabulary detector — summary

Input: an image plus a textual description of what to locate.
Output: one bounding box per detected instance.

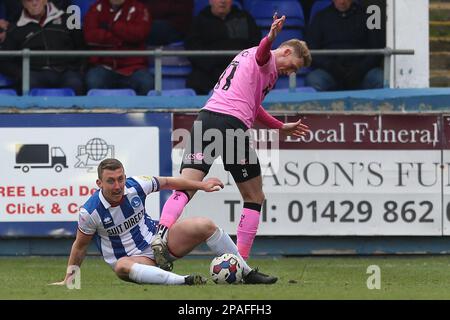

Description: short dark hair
[97,158,124,179]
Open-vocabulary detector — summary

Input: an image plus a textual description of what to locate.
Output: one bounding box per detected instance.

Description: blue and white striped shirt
[78,176,159,267]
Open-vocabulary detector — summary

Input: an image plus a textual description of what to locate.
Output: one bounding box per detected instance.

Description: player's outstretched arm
[255,105,310,137]
[256,105,283,129]
[158,176,224,192]
[49,230,93,285]
[267,14,286,42]
[256,14,286,66]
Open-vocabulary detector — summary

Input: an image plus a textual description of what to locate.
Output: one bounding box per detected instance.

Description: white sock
[129,263,186,285]
[206,227,252,275]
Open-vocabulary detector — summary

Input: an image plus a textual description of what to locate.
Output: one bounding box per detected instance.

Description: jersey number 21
[215,60,239,91]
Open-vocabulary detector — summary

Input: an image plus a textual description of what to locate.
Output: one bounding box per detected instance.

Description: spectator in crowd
[1,6,12,84]
[139,0,194,46]
[83,0,153,95]
[0,0,85,95]
[185,0,261,95]
[0,19,8,45]
[3,0,71,23]
[305,0,384,91]
[301,0,316,25]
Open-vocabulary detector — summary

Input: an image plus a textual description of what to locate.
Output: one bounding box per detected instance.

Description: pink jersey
[203,47,278,129]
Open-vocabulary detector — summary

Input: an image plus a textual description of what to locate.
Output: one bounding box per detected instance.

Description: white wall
[386,0,429,88]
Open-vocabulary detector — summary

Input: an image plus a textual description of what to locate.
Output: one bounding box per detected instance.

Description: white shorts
[132,244,156,261]
[108,241,177,270]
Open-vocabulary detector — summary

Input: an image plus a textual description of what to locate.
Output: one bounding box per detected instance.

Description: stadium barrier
[0,48,414,95]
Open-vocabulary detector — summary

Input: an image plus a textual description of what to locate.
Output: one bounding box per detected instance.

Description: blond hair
[279,39,312,68]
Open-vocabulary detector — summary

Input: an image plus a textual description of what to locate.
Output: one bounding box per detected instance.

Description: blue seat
[87,88,137,96]
[161,77,188,90]
[149,66,190,90]
[194,0,242,16]
[243,0,256,11]
[149,42,192,76]
[309,0,332,24]
[249,0,305,28]
[259,27,304,47]
[148,42,193,89]
[29,88,75,96]
[150,64,192,77]
[249,1,305,46]
[0,89,17,96]
[71,0,96,22]
[275,75,306,89]
[148,88,197,97]
[0,73,13,87]
[298,66,312,76]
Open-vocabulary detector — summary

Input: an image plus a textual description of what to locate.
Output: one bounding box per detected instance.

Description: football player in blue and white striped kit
[53,158,277,285]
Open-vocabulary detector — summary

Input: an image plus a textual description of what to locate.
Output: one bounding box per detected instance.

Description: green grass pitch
[2,255,450,300]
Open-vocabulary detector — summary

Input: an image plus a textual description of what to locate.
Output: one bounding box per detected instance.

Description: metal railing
[0,48,415,95]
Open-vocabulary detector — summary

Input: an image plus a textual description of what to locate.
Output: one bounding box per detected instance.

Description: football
[210,253,243,284]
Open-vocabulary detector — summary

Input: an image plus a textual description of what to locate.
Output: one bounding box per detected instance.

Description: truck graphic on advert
[14,144,68,173]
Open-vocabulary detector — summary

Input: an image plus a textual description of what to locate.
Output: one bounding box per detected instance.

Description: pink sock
[237,208,261,260]
[159,191,189,228]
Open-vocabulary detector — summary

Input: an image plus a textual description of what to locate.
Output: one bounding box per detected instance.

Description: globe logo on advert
[75,138,115,172]
[85,138,109,161]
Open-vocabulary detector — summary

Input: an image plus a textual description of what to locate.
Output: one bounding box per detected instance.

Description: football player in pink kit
[152,15,312,282]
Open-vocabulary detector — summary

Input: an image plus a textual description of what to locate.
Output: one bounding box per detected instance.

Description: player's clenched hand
[268,13,286,42]
[281,119,310,138]
[202,178,224,192]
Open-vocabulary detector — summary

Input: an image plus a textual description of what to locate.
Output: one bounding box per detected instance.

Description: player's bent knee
[114,258,132,280]
[192,216,217,235]
[203,218,217,235]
